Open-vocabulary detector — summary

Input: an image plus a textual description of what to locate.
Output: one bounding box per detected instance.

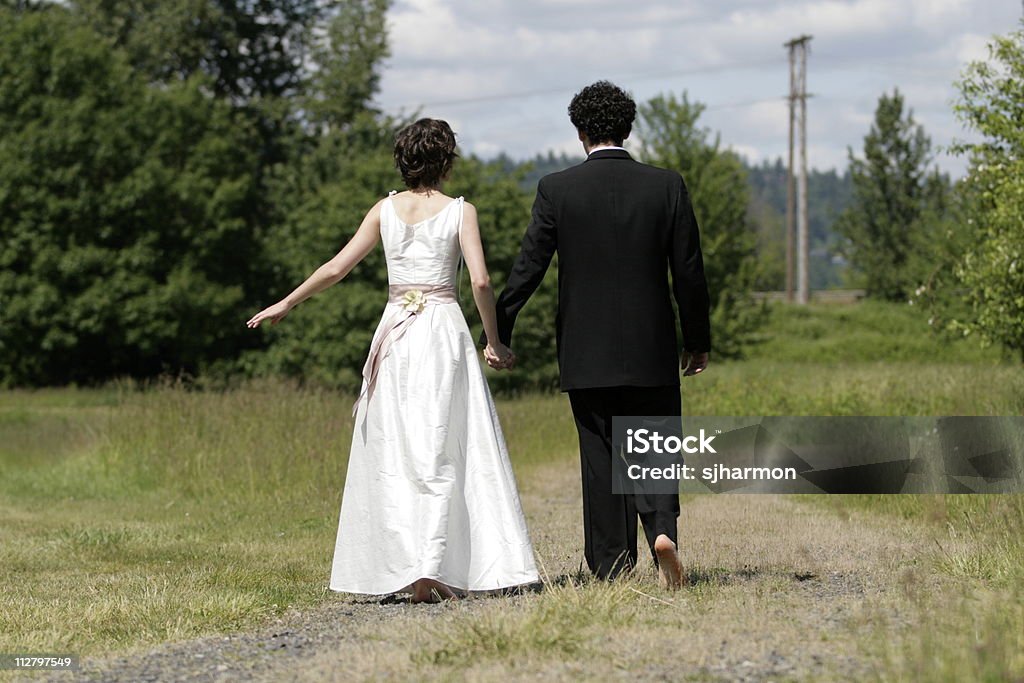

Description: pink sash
[352,283,459,416]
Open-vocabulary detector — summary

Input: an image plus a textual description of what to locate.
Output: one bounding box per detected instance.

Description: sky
[373,0,1021,177]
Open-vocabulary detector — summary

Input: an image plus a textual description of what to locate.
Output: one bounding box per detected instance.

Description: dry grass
[1,366,1023,681]
[247,459,1023,682]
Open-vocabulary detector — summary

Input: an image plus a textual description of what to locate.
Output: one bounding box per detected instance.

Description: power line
[400,56,788,109]
[382,52,963,113]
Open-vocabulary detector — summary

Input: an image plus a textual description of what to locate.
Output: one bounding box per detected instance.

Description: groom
[485,81,711,588]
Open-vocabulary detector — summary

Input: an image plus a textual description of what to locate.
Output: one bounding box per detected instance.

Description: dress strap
[456,197,465,304]
[382,190,397,230]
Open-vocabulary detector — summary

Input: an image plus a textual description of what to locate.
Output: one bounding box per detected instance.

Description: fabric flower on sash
[402,289,426,313]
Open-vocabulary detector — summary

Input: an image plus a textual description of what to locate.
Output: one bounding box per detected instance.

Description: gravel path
[30,569,886,682]
[31,594,502,683]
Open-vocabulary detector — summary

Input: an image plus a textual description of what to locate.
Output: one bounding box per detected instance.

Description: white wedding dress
[328,191,540,595]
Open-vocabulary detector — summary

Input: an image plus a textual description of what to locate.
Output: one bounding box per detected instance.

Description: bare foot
[410,578,459,604]
[654,534,685,590]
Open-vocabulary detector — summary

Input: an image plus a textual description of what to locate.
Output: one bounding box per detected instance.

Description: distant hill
[503,151,852,290]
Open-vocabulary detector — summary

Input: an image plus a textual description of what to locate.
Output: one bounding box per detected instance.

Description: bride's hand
[484,342,516,370]
[246,300,293,328]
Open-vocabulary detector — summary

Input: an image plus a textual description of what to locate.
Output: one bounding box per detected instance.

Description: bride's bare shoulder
[392,189,456,202]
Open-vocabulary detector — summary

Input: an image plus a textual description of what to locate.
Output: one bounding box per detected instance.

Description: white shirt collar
[588,144,626,155]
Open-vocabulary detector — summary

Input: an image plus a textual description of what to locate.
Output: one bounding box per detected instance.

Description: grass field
[1,301,1022,680]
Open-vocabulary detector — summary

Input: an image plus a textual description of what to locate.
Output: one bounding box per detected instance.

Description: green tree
[303,0,389,129]
[942,24,1024,359]
[836,88,951,301]
[237,115,399,389]
[744,158,787,291]
[744,158,855,291]
[635,91,767,359]
[232,0,418,391]
[0,6,268,386]
[70,1,389,175]
[71,0,332,103]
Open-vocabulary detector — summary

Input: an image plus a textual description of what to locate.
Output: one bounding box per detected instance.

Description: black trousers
[567,385,682,580]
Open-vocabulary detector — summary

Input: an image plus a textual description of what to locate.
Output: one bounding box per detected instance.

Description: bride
[246,118,540,603]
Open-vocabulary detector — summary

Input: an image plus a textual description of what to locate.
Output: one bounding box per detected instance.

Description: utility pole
[784,34,812,304]
[785,45,796,302]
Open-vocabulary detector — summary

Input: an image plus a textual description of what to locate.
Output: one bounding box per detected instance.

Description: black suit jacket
[489,148,711,391]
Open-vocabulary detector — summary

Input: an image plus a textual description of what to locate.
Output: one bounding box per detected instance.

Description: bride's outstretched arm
[246,200,383,328]
[459,202,515,368]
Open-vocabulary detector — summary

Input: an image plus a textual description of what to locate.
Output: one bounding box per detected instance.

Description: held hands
[682,351,709,376]
[484,342,516,371]
[246,300,293,328]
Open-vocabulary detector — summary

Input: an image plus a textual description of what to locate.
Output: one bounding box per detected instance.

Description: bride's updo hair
[393,118,459,189]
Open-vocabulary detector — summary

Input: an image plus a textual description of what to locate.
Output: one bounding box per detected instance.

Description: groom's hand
[682,351,709,376]
[484,342,516,370]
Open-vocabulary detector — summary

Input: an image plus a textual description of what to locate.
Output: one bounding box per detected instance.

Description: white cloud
[375,0,1021,177]
[730,100,791,139]
[725,142,763,165]
[953,32,994,64]
[908,0,970,32]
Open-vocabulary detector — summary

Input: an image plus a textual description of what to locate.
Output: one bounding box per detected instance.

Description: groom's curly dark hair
[568,81,636,146]
[394,118,459,189]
